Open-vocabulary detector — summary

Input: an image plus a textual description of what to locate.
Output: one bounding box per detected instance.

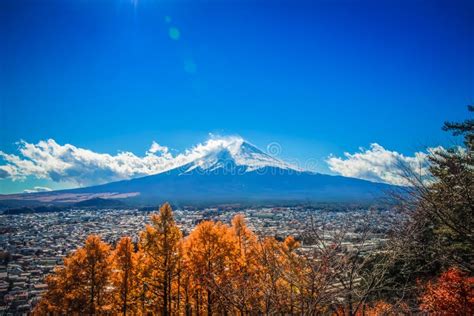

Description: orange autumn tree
[33,235,112,315]
[280,236,304,314]
[183,220,238,314]
[32,255,80,314]
[227,214,263,313]
[81,235,113,315]
[420,267,474,315]
[139,202,182,315]
[110,236,139,315]
[258,236,287,313]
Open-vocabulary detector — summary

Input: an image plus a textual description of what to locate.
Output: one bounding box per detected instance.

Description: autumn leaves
[34,204,309,315]
[30,202,474,315]
[33,235,113,314]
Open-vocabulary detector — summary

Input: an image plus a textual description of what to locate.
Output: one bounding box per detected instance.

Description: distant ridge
[72,197,128,209]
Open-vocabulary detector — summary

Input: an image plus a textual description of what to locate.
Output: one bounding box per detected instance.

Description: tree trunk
[163,275,169,316]
[90,262,96,316]
[207,289,212,316]
[123,268,128,316]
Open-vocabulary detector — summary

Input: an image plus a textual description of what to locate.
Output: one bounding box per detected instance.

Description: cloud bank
[0,136,246,186]
[326,143,441,185]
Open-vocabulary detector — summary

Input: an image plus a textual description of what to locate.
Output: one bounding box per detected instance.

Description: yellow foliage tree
[138,202,182,315]
[110,236,139,315]
[33,235,112,315]
[228,214,262,313]
[183,220,238,314]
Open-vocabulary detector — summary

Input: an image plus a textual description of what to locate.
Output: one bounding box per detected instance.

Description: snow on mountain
[180,137,301,174]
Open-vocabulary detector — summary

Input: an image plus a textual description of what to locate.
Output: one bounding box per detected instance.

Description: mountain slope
[73,166,391,204]
[68,140,394,204]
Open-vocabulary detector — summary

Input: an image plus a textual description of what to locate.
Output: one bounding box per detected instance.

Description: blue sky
[0,0,473,193]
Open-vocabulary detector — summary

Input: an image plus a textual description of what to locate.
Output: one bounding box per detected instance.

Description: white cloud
[147,141,170,156]
[0,136,246,186]
[23,186,53,193]
[326,143,442,185]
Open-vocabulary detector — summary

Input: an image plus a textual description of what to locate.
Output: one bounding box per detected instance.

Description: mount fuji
[1,138,395,206]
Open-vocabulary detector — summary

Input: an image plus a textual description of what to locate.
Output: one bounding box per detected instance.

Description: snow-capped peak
[179,136,301,173]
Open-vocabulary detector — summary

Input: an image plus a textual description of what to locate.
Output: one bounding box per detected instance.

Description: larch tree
[81,235,113,315]
[228,214,262,314]
[139,202,182,315]
[111,236,139,315]
[280,236,304,314]
[32,260,81,314]
[33,234,112,315]
[183,220,238,314]
[257,236,288,314]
